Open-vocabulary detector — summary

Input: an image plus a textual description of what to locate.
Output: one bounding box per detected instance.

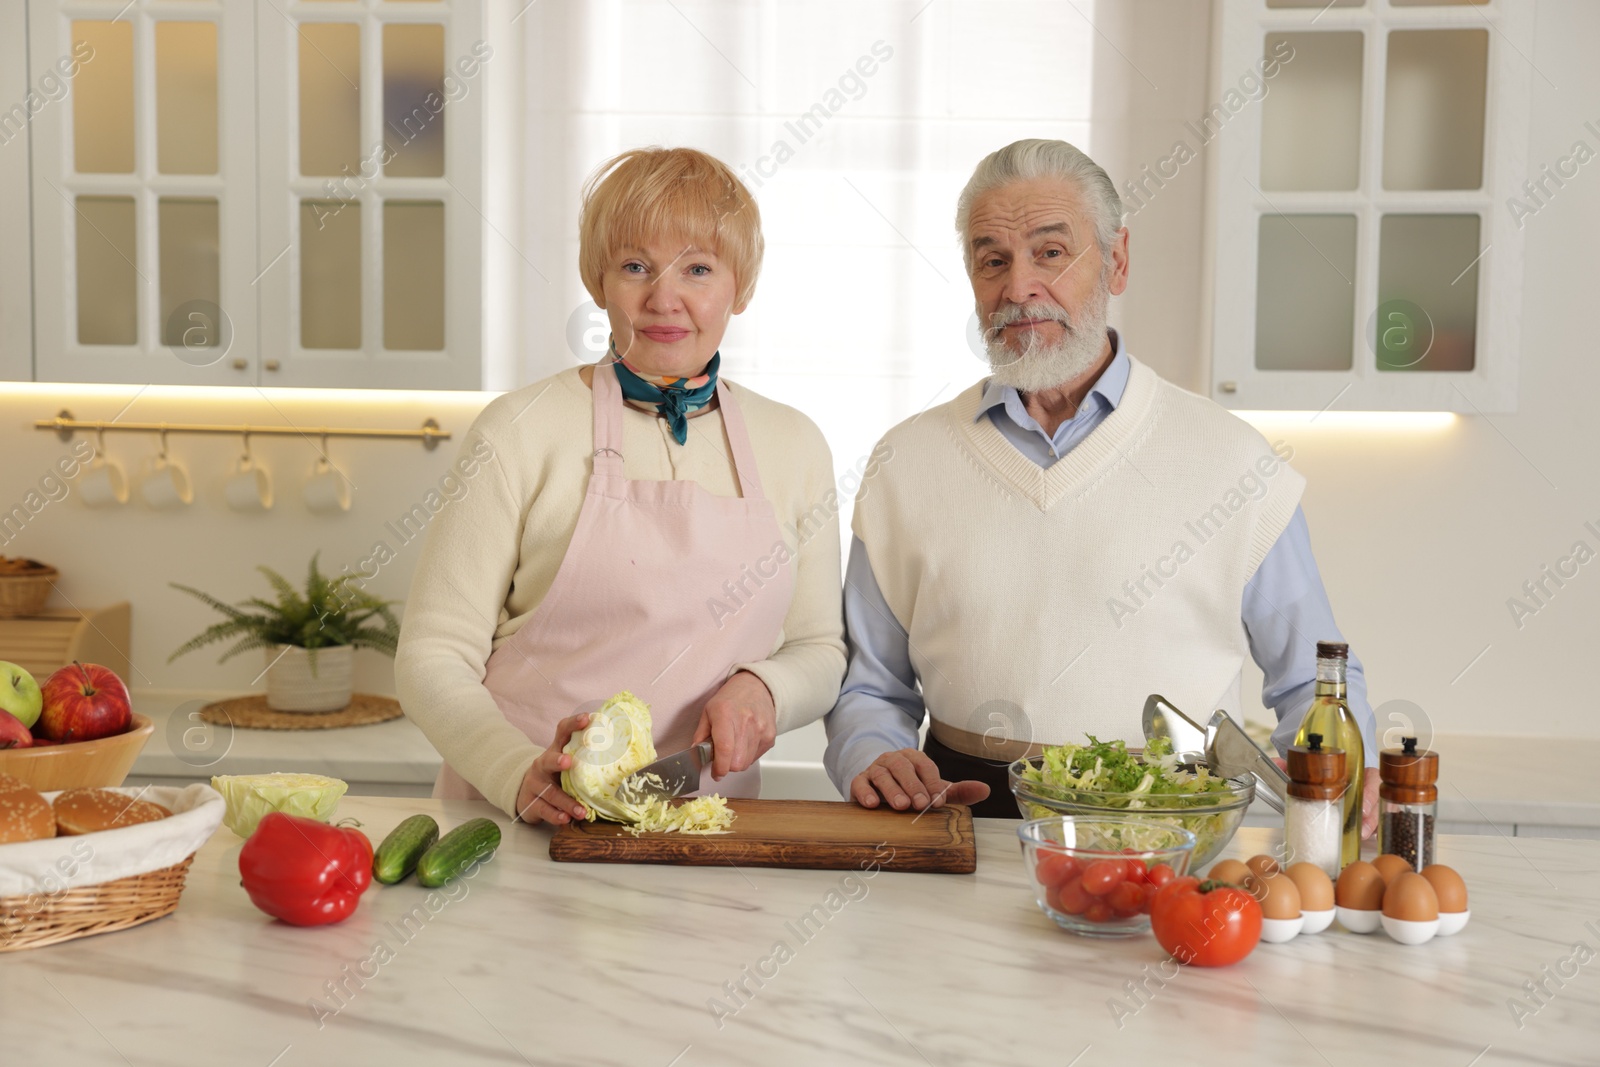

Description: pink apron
[434,362,794,802]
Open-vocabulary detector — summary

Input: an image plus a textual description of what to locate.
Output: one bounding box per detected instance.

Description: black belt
[922,733,1023,820]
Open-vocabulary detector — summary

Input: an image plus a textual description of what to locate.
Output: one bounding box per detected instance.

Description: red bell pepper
[238,813,373,926]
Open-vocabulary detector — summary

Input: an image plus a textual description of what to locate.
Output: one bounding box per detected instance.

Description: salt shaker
[1285,732,1346,879]
[1379,736,1439,872]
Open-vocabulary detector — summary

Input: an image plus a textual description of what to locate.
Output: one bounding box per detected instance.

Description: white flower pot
[264,644,353,712]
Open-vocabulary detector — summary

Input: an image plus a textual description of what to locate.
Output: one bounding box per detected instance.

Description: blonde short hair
[578,147,763,312]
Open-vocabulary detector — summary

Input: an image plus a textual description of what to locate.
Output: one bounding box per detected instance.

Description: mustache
[985,302,1076,340]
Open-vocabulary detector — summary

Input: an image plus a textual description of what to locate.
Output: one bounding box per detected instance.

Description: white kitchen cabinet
[0,2,33,382]
[19,0,487,390]
[1206,0,1533,413]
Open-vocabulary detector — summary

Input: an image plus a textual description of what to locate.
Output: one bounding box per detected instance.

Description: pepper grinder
[1285,732,1346,880]
[1379,736,1439,872]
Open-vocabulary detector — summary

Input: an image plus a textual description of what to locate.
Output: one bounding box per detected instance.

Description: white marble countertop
[1,797,1594,1066]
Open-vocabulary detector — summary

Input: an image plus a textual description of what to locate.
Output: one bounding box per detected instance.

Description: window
[1208,0,1532,412]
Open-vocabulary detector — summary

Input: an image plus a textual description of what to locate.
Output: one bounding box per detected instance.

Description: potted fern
[168,553,400,712]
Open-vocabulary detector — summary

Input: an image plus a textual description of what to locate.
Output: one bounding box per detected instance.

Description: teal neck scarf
[609,340,720,445]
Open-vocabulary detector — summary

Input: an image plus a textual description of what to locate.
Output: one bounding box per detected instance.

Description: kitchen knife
[621,741,713,802]
[1203,709,1290,814]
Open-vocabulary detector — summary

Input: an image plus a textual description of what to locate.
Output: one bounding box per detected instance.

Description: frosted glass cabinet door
[299,23,361,177]
[75,196,138,346]
[1376,214,1480,373]
[156,22,219,175]
[1383,30,1488,191]
[72,21,135,174]
[384,201,445,350]
[300,200,362,350]
[383,23,446,178]
[1260,32,1364,192]
[1254,215,1358,372]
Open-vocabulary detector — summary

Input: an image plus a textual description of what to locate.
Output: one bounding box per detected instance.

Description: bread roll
[53,788,171,836]
[0,785,55,843]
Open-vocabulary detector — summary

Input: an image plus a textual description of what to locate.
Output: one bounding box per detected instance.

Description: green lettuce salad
[1016,735,1242,859]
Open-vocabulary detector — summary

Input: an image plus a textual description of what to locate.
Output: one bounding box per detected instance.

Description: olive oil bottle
[1294,641,1364,869]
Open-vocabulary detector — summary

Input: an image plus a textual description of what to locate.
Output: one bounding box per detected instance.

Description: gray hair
[955,139,1125,271]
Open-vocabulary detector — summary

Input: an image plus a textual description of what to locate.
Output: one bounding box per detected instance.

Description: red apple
[37,661,132,743]
[0,710,32,748]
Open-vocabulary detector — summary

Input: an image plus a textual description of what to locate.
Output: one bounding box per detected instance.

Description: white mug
[225,456,273,512]
[141,455,193,509]
[303,457,351,514]
[79,456,129,508]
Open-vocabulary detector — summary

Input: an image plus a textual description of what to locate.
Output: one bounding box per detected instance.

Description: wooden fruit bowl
[0,714,154,791]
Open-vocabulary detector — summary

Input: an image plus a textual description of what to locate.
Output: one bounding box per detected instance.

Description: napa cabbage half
[560,691,733,835]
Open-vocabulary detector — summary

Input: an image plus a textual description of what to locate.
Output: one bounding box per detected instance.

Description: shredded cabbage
[560,691,734,835]
[210,772,349,838]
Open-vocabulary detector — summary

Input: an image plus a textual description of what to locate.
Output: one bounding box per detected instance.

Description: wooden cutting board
[548,798,976,874]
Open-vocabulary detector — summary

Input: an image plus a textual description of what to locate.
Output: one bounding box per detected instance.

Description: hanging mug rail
[34,411,451,451]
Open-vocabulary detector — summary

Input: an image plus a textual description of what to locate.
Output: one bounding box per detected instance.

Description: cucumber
[415,817,502,887]
[372,814,441,885]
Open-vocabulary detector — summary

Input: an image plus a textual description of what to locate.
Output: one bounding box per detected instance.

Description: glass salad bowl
[1017,815,1196,938]
[1009,754,1254,871]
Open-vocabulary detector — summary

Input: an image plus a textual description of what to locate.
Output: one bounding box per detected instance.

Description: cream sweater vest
[852,357,1305,745]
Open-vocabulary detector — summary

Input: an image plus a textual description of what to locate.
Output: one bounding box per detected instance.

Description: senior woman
[395,147,846,825]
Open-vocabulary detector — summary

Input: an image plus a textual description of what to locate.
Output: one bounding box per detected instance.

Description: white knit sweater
[852,357,1305,745]
[394,367,847,816]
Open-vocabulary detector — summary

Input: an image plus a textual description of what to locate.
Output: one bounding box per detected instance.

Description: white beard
[982,279,1111,394]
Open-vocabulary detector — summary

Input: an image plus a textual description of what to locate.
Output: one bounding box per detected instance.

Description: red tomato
[1140,882,1160,914]
[1084,900,1115,923]
[1149,876,1263,967]
[1108,880,1145,917]
[1120,850,1150,884]
[1035,850,1080,888]
[1080,859,1126,896]
[1051,876,1094,916]
[1147,862,1178,889]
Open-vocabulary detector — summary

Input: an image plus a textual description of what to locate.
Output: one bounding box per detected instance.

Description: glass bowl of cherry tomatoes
[1017,815,1196,938]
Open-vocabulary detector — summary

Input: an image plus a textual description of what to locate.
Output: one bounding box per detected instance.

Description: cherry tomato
[1080,859,1126,896]
[1119,849,1149,884]
[1140,882,1160,914]
[1147,862,1178,889]
[1109,880,1145,917]
[1149,876,1263,967]
[1034,850,1080,888]
[1051,876,1094,916]
[1084,901,1115,924]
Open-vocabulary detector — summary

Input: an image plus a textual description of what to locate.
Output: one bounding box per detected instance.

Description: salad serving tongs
[1141,695,1290,814]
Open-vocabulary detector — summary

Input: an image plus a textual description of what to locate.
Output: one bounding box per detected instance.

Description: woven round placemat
[197,693,405,730]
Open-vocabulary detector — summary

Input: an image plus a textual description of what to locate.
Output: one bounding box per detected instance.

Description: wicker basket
[0,564,57,618]
[0,855,195,952]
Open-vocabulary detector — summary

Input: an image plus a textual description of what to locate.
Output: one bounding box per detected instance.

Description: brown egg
[1420,865,1468,914]
[1382,872,1440,921]
[1336,861,1385,911]
[1247,854,1282,880]
[1208,859,1253,886]
[1259,872,1302,920]
[1284,862,1335,911]
[1373,853,1413,886]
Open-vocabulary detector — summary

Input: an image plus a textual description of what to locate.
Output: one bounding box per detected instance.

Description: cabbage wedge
[560,691,734,834]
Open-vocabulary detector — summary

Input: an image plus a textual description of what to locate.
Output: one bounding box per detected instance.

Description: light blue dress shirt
[823,330,1380,795]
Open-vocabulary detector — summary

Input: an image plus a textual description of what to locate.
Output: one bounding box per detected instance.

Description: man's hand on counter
[514,711,591,826]
[850,748,992,812]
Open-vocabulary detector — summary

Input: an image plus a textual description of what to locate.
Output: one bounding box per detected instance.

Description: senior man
[824,138,1380,826]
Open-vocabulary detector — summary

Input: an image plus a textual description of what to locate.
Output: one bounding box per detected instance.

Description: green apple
[0,660,43,729]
